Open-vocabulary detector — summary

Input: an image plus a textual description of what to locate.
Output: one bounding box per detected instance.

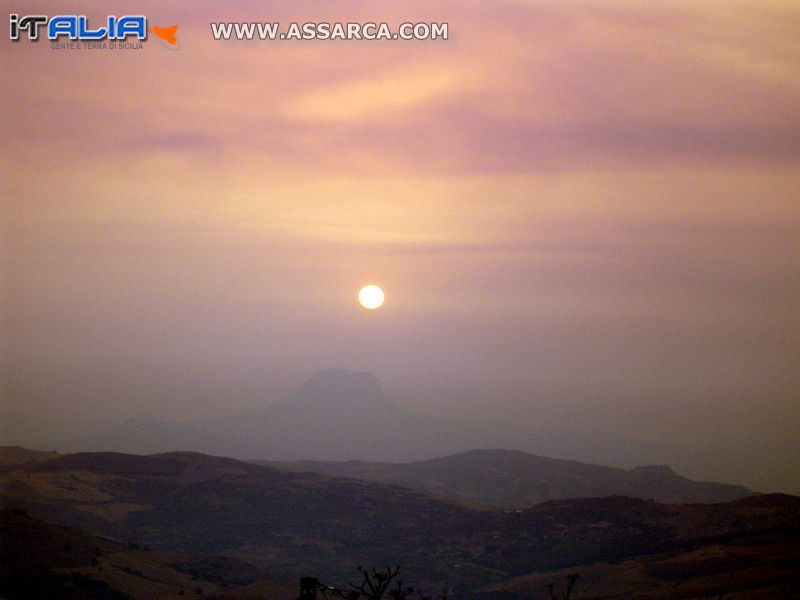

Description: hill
[475,501,800,599]
[1,449,797,597]
[266,448,753,508]
[0,507,296,600]
[0,446,60,470]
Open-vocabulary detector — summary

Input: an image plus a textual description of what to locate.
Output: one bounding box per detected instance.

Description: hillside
[267,448,753,508]
[478,538,800,599]
[0,507,297,600]
[1,449,797,597]
[0,446,60,470]
[475,498,800,599]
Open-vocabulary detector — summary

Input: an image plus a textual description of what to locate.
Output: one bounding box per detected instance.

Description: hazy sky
[2,1,799,492]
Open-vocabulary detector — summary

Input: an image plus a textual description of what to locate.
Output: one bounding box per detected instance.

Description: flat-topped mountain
[55,370,674,469]
[267,448,753,508]
[289,369,395,414]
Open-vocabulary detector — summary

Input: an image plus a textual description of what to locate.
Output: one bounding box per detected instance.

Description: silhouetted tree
[350,565,403,599]
[307,566,447,600]
[546,573,579,600]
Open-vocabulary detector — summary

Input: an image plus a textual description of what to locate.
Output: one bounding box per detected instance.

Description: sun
[358,284,385,310]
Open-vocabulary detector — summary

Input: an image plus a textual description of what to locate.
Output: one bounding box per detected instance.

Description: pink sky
[2,1,799,492]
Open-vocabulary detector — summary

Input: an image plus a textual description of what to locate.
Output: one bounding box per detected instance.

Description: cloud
[280,62,475,123]
[4,0,800,177]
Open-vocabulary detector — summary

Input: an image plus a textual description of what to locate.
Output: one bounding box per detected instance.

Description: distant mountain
[266,448,753,508]
[1,449,796,596]
[55,369,675,470]
[289,369,395,414]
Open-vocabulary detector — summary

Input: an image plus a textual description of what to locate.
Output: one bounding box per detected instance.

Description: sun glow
[358,284,385,310]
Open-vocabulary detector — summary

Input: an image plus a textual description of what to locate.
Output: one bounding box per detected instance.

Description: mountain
[0,450,482,589]
[266,448,753,508]
[289,369,394,414]
[1,449,797,597]
[54,369,674,469]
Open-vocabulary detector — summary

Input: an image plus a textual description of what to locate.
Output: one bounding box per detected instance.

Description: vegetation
[307,566,448,600]
[546,573,579,600]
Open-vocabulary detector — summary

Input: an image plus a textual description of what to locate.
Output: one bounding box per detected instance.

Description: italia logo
[9,14,179,48]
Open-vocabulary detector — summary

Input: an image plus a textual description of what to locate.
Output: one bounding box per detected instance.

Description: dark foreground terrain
[1,448,798,599]
[0,507,296,599]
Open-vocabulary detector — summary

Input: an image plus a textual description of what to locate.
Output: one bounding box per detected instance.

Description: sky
[2,1,799,492]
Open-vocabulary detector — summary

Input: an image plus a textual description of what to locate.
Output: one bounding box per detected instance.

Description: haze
[2,1,799,494]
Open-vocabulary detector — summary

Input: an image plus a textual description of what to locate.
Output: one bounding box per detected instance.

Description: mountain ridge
[50,369,679,470]
[1,448,795,597]
[265,447,754,508]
